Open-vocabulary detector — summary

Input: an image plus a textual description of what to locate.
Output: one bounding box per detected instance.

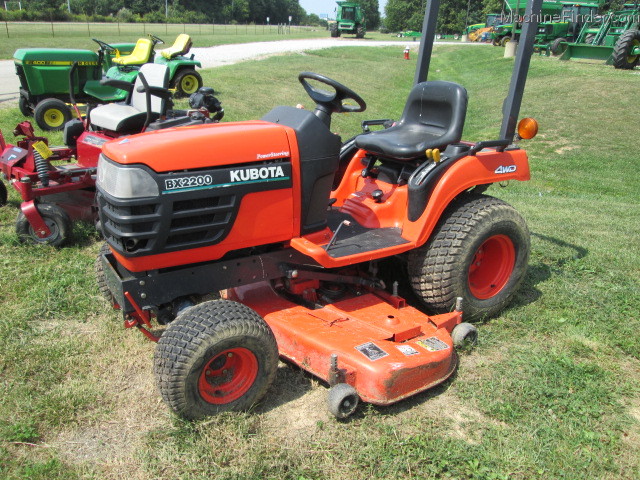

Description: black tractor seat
[355,80,468,160]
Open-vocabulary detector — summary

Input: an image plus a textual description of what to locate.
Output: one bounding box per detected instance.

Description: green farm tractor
[15,34,202,131]
[329,1,366,38]
[560,4,640,68]
[534,2,602,55]
[491,0,601,48]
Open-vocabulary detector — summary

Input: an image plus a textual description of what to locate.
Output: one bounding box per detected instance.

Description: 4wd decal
[494,165,517,174]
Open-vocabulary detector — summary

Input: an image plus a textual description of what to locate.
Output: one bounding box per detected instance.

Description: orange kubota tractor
[96,0,543,420]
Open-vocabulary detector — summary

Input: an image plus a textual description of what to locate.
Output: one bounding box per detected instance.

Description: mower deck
[228,281,460,405]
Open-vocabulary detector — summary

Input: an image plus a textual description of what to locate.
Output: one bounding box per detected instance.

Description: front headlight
[97,154,159,199]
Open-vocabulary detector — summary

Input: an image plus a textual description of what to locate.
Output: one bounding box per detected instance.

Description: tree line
[0,0,386,28]
[0,0,311,25]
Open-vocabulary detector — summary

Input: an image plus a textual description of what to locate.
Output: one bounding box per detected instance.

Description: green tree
[351,0,381,30]
[385,0,485,34]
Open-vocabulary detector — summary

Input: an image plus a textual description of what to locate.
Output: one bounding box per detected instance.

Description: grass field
[0,22,408,60]
[0,45,639,479]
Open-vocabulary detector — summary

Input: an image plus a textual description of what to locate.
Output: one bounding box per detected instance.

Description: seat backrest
[113,38,153,65]
[131,63,170,114]
[397,81,467,138]
[354,81,468,160]
[160,34,193,60]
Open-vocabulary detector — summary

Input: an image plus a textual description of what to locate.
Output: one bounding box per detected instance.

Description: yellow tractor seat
[112,38,154,66]
[159,34,193,60]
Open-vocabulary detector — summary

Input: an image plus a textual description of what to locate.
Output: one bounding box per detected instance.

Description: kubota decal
[230,166,285,183]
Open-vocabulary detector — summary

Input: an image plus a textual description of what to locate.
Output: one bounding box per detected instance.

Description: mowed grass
[0,45,639,479]
[0,22,408,60]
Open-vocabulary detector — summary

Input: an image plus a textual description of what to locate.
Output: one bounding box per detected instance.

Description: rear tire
[408,194,530,321]
[356,26,365,38]
[15,203,72,247]
[612,30,640,69]
[154,300,279,420]
[34,98,72,131]
[330,23,339,38]
[173,69,203,97]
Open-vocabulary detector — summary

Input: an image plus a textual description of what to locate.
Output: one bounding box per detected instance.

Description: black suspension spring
[33,150,50,187]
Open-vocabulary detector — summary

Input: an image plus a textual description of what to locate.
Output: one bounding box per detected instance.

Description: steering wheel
[93,38,116,52]
[298,72,366,114]
[149,34,165,45]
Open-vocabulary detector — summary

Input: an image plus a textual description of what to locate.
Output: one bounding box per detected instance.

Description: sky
[299,0,388,18]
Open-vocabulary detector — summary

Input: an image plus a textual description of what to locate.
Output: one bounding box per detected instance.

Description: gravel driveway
[0,38,484,109]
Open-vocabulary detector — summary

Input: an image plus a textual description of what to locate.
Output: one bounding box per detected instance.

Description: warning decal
[396,345,420,356]
[416,337,450,352]
[355,342,389,361]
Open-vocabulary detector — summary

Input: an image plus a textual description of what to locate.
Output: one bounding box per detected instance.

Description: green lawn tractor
[15,34,203,131]
[560,4,640,68]
[329,1,366,38]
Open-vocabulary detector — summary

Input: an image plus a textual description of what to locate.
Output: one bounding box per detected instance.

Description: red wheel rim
[468,234,516,300]
[198,347,258,404]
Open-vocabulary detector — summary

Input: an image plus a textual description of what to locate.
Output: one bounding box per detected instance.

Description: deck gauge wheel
[327,383,360,419]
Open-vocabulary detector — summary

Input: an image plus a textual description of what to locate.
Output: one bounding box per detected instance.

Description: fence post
[4,21,9,38]
[51,20,54,38]
[87,22,90,36]
[117,21,120,35]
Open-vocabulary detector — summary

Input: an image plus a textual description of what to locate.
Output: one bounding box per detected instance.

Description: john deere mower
[14,34,202,131]
[95,0,542,419]
[1,63,223,246]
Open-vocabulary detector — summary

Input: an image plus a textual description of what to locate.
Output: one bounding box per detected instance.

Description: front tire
[408,194,530,321]
[500,36,512,47]
[34,98,72,131]
[95,242,114,303]
[172,69,203,97]
[15,203,72,247]
[356,26,366,38]
[550,37,567,56]
[612,30,640,69]
[19,95,33,117]
[154,300,279,420]
[0,181,7,206]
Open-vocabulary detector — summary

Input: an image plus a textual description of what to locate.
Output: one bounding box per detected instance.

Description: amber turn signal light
[517,117,538,140]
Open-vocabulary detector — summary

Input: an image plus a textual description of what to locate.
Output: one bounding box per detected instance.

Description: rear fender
[402,148,530,246]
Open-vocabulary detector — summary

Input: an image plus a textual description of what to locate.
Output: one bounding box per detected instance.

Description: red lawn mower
[96,0,543,419]
[0,63,223,246]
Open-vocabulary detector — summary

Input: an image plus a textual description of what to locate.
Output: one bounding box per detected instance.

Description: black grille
[97,157,292,258]
[98,191,238,255]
